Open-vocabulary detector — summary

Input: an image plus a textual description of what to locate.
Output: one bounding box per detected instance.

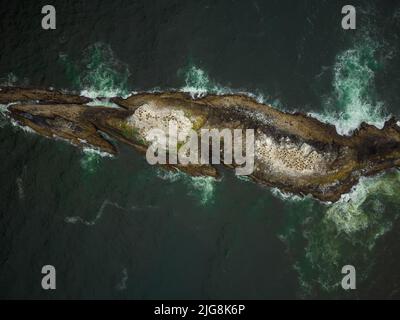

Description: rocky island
[2,86,400,202]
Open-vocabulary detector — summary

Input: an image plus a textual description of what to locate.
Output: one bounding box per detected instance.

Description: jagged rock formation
[2,86,400,202]
[0,87,90,104]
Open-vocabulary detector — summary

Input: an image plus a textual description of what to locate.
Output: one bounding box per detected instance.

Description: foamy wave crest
[0,104,11,127]
[60,42,130,99]
[85,98,122,108]
[80,89,122,99]
[80,147,113,174]
[82,147,113,158]
[311,36,389,135]
[0,73,18,87]
[64,200,115,226]
[279,171,400,296]
[10,119,35,134]
[156,168,216,205]
[156,169,183,183]
[270,188,306,203]
[189,176,216,205]
[326,172,400,236]
[179,64,268,104]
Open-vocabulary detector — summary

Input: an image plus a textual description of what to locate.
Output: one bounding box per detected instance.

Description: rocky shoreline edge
[2,86,400,203]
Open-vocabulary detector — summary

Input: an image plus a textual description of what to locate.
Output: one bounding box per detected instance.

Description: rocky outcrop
[3,87,400,202]
[0,87,90,104]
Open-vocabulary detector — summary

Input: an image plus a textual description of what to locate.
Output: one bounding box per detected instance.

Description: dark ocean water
[1,0,400,299]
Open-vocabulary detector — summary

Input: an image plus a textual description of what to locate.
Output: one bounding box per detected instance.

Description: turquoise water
[1,0,400,299]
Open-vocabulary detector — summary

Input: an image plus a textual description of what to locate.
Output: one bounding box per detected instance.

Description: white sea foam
[310,38,389,136]
[156,168,216,205]
[86,98,122,109]
[178,65,268,105]
[80,89,122,99]
[10,119,35,134]
[80,147,113,174]
[189,176,216,205]
[270,188,306,203]
[326,173,400,235]
[65,199,158,226]
[82,147,114,158]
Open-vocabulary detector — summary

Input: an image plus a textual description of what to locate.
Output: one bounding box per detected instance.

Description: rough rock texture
[0,87,90,104]
[9,104,117,155]
[4,87,400,202]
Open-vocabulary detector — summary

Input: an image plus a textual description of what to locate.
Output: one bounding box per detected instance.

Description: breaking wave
[156,169,216,206]
[326,172,400,237]
[276,7,400,296]
[310,36,389,136]
[65,199,157,226]
[179,63,268,104]
[80,147,113,174]
[59,42,131,98]
[3,11,399,297]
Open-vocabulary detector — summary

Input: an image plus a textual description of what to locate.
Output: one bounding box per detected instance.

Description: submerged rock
[3,87,400,202]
